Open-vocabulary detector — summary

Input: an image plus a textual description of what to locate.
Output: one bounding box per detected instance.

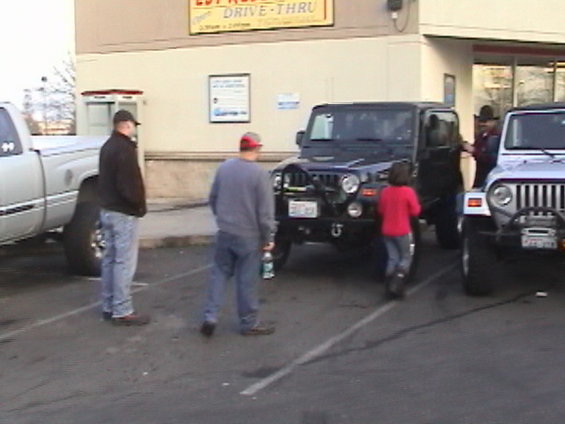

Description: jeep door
[417,110,461,205]
[0,107,44,243]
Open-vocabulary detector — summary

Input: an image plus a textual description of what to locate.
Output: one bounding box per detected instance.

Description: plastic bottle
[262,251,275,279]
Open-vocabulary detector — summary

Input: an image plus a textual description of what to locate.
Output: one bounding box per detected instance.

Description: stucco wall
[76,35,424,155]
[419,0,565,44]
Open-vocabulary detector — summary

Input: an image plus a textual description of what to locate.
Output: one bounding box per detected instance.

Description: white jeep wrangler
[461,103,565,295]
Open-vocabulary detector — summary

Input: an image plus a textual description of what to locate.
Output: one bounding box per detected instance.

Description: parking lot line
[240,262,458,397]
[0,265,211,343]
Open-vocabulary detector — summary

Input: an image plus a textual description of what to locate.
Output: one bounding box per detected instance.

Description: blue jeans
[383,234,412,277]
[203,231,262,331]
[100,209,139,318]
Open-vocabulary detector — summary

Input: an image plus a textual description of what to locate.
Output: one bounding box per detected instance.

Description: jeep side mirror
[296,130,305,147]
[486,135,501,156]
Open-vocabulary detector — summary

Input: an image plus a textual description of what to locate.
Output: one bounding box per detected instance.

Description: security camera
[387,0,403,11]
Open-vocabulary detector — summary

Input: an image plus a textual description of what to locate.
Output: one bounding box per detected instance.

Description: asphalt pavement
[2,215,565,424]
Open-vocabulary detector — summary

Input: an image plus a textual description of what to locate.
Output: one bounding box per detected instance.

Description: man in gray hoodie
[201,132,276,337]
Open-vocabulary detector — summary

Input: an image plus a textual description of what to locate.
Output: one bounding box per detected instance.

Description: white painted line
[240,263,457,397]
[0,264,211,343]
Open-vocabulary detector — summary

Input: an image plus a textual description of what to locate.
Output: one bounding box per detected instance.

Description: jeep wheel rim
[91,221,105,260]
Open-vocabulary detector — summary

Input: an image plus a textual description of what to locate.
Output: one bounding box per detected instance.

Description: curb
[139,234,214,249]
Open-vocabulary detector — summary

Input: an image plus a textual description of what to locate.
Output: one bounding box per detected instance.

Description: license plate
[521,234,557,250]
[289,200,318,218]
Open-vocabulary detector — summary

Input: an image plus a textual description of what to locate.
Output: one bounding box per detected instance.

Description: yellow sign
[189,0,334,34]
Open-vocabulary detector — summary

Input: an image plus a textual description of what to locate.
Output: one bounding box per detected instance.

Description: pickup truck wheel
[461,218,496,296]
[63,202,103,276]
[272,239,291,272]
[435,195,460,249]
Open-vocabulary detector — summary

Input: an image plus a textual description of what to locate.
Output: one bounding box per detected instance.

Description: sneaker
[241,322,275,336]
[102,311,113,321]
[200,321,216,337]
[112,313,151,326]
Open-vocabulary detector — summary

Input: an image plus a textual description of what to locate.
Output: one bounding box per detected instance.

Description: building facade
[75,0,565,201]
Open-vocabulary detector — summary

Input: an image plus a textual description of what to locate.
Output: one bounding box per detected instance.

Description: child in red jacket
[377,162,421,298]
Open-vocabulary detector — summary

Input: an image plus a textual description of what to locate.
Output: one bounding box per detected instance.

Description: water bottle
[262,251,275,279]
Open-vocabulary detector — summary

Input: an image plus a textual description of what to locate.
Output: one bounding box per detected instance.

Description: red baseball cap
[240,132,263,150]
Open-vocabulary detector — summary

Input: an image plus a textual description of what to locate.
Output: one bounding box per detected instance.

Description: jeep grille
[515,183,565,212]
[286,172,341,189]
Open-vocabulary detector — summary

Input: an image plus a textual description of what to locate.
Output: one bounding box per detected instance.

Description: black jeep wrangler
[271,102,463,273]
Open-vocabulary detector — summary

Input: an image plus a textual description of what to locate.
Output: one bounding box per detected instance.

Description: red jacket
[377,186,421,237]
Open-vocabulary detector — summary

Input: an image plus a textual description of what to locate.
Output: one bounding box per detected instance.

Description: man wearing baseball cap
[201,132,276,337]
[98,110,149,326]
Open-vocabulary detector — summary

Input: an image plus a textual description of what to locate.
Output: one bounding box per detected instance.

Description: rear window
[0,108,22,157]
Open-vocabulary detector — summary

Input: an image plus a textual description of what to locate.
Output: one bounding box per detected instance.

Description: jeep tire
[435,194,460,249]
[461,217,496,296]
[272,237,291,271]
[63,202,104,276]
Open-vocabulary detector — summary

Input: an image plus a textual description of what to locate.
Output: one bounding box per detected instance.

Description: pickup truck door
[416,110,461,206]
[0,108,44,243]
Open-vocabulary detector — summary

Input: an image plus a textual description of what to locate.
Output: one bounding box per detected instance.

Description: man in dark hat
[465,105,500,187]
[201,131,276,337]
[98,110,149,326]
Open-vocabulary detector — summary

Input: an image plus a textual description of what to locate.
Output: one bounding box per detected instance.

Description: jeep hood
[274,155,397,175]
[488,159,565,186]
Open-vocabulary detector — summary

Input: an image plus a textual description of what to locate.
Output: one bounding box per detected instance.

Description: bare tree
[22,54,76,135]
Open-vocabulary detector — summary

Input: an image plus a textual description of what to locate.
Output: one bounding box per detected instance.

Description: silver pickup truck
[461,103,565,295]
[0,102,106,275]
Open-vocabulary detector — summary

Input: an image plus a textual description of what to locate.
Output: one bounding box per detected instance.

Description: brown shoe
[112,313,151,326]
[241,322,275,336]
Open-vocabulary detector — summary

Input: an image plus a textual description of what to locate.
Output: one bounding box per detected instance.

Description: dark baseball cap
[113,110,141,126]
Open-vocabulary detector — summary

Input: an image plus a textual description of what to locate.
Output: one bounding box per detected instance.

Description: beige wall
[77,35,425,156]
[75,0,417,55]
[419,0,565,44]
[77,33,482,198]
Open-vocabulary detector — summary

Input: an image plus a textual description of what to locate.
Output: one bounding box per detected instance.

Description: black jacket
[98,131,147,217]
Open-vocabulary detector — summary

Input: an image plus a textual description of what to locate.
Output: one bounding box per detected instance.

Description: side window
[424,112,458,148]
[0,109,22,157]
[310,113,334,140]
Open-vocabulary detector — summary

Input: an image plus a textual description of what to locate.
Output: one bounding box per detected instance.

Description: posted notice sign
[209,74,251,123]
[189,0,334,34]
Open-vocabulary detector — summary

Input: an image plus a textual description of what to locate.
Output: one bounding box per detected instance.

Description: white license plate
[289,200,318,218]
[521,235,557,250]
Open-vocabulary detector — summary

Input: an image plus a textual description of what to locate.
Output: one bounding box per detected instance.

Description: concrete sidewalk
[139,203,217,249]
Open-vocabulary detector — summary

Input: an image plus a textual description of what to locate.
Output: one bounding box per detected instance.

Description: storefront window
[473,65,513,117]
[515,64,554,106]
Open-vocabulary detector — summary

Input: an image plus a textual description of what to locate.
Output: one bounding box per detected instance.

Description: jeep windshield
[303,108,415,159]
[505,111,565,150]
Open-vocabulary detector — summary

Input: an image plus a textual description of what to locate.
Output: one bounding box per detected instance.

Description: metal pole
[41,76,48,135]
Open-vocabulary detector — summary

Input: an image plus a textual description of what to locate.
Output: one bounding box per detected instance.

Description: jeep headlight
[491,184,512,207]
[341,174,360,194]
[272,172,282,190]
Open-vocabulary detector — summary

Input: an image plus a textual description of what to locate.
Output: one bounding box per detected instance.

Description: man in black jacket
[98,110,149,326]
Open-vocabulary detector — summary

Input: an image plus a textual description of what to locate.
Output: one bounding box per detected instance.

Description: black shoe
[200,321,216,337]
[241,322,275,336]
[112,313,151,326]
[102,311,113,321]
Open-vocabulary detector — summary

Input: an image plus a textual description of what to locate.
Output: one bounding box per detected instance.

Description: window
[505,112,565,150]
[0,108,22,157]
[307,109,414,142]
[424,112,458,148]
